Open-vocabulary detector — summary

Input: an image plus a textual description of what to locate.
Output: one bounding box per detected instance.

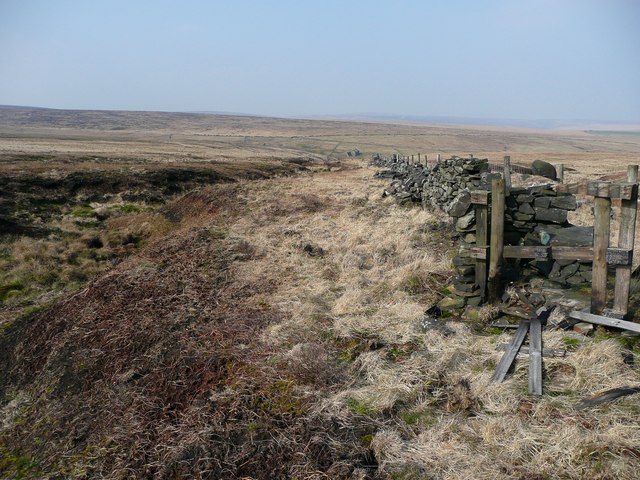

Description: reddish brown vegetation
[0,186,377,479]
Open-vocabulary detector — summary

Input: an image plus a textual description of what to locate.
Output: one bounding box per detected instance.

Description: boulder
[448,191,472,217]
[456,210,476,231]
[532,160,557,180]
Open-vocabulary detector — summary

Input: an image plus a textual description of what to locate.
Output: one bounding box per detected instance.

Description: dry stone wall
[372,154,593,308]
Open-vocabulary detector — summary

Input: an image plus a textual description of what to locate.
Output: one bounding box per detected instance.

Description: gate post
[592,182,612,314]
[488,177,505,302]
[613,166,639,316]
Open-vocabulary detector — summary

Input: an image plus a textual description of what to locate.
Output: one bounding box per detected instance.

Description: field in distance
[2,105,640,180]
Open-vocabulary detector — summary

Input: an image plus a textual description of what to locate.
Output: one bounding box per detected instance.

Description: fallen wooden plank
[498,306,533,320]
[569,311,640,334]
[496,343,566,358]
[528,318,543,395]
[491,320,529,383]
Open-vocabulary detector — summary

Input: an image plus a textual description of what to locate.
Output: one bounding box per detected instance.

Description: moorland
[2,106,640,479]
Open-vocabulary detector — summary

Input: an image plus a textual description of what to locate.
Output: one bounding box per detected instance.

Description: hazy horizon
[1,0,639,123]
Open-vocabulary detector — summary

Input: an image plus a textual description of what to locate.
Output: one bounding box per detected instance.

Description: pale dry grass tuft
[225,165,640,478]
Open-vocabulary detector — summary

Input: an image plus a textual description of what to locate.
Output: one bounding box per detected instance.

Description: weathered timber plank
[469,246,488,260]
[496,343,566,358]
[550,247,593,261]
[503,246,550,260]
[555,182,586,195]
[475,203,489,301]
[488,177,505,302]
[470,191,490,205]
[592,196,611,313]
[528,318,543,396]
[569,310,640,334]
[503,156,512,193]
[609,182,638,200]
[491,320,529,383]
[494,246,631,265]
[614,167,638,316]
[587,181,611,198]
[586,181,636,200]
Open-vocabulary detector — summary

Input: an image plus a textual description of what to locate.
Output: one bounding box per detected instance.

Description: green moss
[402,275,424,294]
[0,446,40,479]
[119,203,141,213]
[0,281,24,302]
[257,380,305,416]
[207,225,228,240]
[71,205,94,218]
[359,434,374,448]
[561,337,580,348]
[399,408,436,427]
[346,398,376,416]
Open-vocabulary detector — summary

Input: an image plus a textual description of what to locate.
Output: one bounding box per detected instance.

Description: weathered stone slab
[534,197,552,208]
[456,210,476,231]
[535,207,567,224]
[448,191,472,217]
[551,195,577,210]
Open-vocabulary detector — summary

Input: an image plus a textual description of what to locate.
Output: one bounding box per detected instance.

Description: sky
[0,0,639,123]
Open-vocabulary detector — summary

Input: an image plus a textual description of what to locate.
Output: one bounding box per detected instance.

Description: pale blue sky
[0,0,638,122]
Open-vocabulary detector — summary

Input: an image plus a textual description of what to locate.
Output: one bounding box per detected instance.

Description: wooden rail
[470,167,639,318]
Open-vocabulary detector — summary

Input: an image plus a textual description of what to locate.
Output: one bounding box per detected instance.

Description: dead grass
[3,156,640,479]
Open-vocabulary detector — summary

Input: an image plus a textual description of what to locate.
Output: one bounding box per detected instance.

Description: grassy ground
[2,109,640,478]
[2,159,640,479]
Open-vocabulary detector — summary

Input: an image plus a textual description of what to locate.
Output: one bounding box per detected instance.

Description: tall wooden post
[592,183,611,314]
[488,177,505,302]
[474,192,490,301]
[417,153,421,165]
[613,166,639,316]
[503,156,512,194]
[557,164,565,184]
[437,154,441,163]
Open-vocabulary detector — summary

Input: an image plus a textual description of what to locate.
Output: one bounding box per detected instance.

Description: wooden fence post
[489,177,505,302]
[557,164,564,183]
[503,156,512,193]
[437,154,441,163]
[592,183,612,314]
[613,166,639,316]
[475,193,489,301]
